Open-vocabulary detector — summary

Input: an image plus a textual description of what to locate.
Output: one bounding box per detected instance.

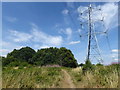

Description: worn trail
[61,69,75,88]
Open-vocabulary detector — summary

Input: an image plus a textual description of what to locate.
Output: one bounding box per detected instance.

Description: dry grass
[72,67,82,72]
[2,65,119,88]
[2,67,62,88]
[67,65,119,88]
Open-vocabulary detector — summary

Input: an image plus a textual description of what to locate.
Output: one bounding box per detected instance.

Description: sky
[1,2,118,65]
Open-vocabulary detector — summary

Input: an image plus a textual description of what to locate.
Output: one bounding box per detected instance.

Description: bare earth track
[61,69,75,88]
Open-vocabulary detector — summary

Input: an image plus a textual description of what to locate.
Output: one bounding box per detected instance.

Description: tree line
[1,47,78,68]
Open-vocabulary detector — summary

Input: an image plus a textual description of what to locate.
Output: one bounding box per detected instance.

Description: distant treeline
[1,47,78,68]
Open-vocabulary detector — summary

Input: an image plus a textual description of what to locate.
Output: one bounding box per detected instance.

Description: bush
[78,63,84,67]
[2,56,18,66]
[82,60,94,73]
[96,63,103,66]
[8,61,20,67]
[7,61,31,68]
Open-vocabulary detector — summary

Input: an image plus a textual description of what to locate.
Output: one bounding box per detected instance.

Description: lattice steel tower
[79,4,104,64]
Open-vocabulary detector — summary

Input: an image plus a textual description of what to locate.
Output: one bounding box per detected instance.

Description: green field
[2,64,119,88]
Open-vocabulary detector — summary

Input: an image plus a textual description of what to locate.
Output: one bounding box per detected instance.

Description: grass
[2,64,119,88]
[2,66,62,88]
[67,65,119,88]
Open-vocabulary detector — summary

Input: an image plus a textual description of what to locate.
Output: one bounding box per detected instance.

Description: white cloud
[0,49,9,53]
[96,3,118,29]
[0,41,29,57]
[1,41,25,57]
[31,28,63,46]
[40,45,50,49]
[6,17,17,23]
[114,58,119,62]
[114,58,119,61]
[65,28,72,40]
[33,44,57,51]
[9,24,63,46]
[59,27,73,40]
[68,41,80,45]
[77,6,88,13]
[77,3,118,30]
[62,9,69,15]
[0,49,10,57]
[15,46,26,50]
[9,30,32,42]
[112,49,119,53]
[111,49,119,61]
[2,23,64,56]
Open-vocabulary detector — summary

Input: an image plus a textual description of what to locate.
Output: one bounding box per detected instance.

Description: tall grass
[2,64,119,88]
[67,65,119,88]
[2,67,62,88]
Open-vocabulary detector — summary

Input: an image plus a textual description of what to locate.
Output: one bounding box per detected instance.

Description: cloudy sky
[2,2,118,65]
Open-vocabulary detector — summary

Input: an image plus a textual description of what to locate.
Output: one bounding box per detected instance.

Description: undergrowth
[67,64,119,88]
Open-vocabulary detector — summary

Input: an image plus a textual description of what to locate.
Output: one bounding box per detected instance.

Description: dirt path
[61,69,75,88]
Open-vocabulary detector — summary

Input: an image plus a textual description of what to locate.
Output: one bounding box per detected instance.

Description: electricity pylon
[79,4,105,64]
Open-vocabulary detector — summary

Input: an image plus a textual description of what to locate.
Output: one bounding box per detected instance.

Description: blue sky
[2,2,118,65]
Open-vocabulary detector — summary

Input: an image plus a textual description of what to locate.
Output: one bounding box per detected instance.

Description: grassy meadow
[3,67,62,88]
[67,65,119,88]
[2,64,119,88]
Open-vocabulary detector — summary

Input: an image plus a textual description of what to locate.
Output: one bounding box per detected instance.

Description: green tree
[3,47,78,68]
[57,47,78,68]
[31,47,78,67]
[7,47,36,63]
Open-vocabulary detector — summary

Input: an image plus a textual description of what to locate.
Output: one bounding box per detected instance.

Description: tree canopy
[2,47,78,68]
[7,47,36,62]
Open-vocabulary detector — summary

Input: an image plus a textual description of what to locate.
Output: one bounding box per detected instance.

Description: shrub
[82,60,94,73]
[78,63,84,67]
[96,63,103,66]
[2,56,18,66]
